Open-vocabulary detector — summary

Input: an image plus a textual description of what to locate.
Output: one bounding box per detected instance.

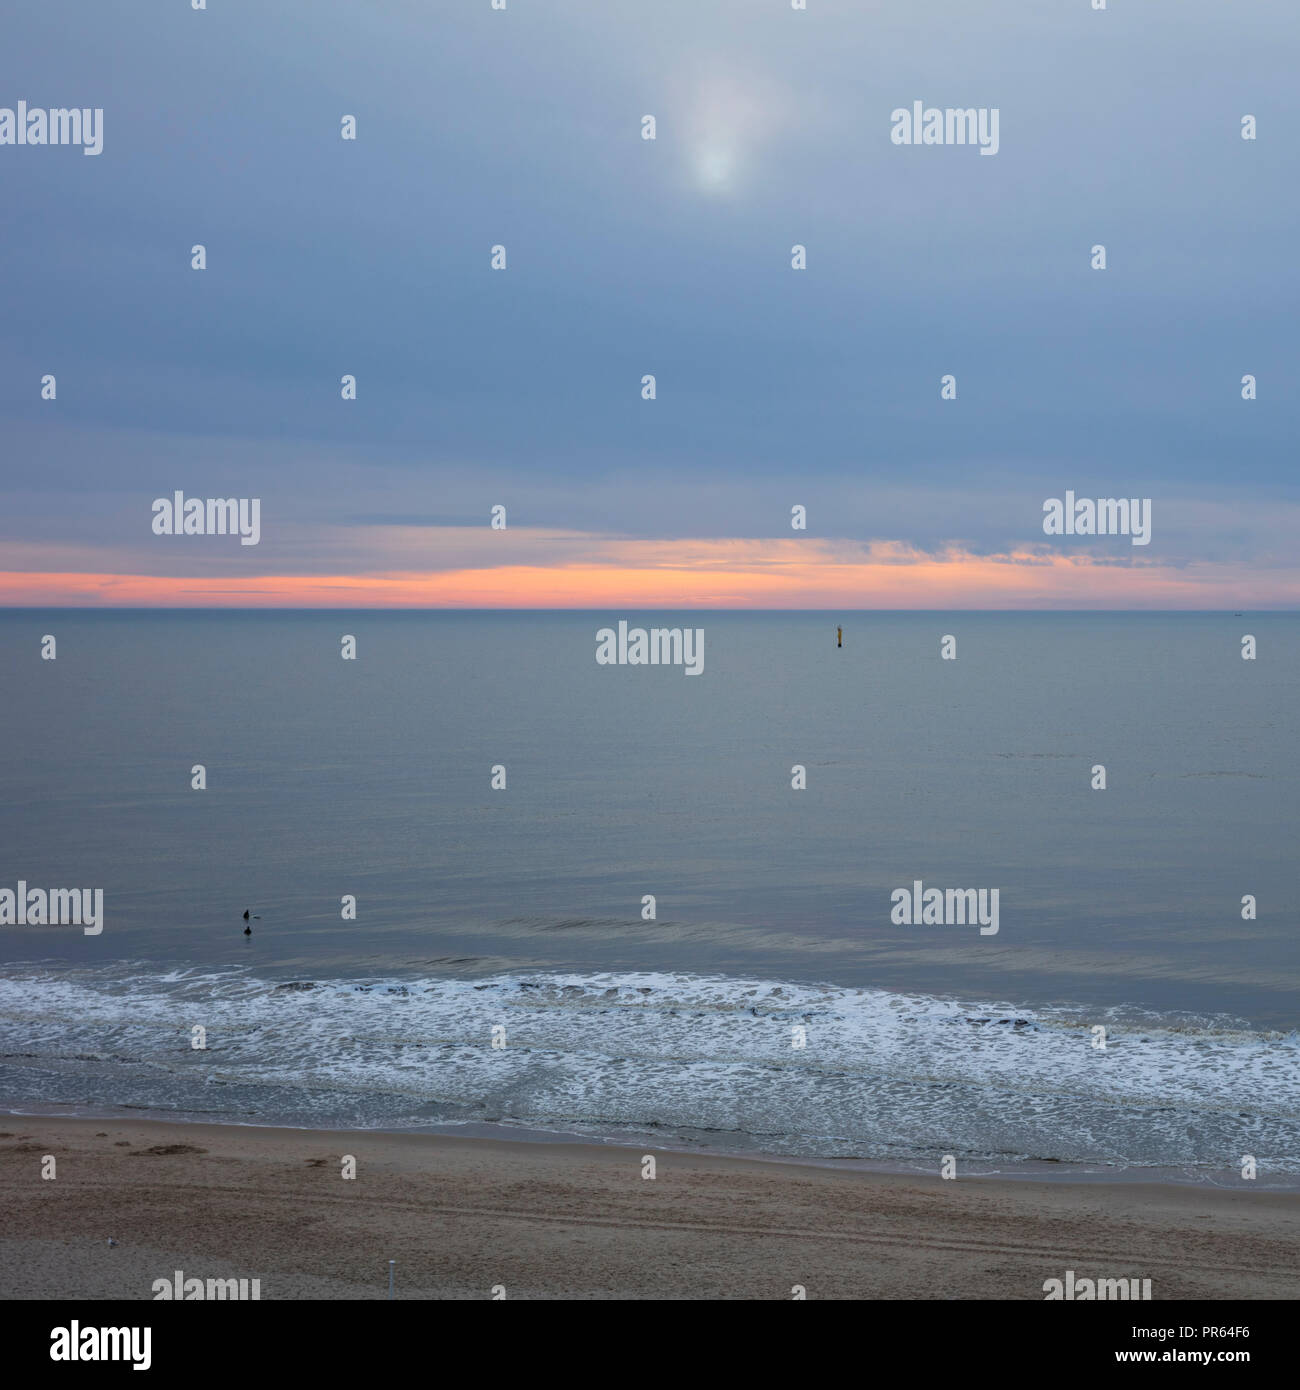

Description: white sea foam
[1,966,1297,1169]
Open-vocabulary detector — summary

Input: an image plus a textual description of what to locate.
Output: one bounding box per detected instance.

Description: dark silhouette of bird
[242,909,249,921]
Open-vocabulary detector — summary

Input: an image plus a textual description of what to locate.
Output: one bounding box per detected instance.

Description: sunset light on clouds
[5,534,1299,609]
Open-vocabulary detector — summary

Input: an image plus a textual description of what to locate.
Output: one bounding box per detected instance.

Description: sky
[1,0,1297,608]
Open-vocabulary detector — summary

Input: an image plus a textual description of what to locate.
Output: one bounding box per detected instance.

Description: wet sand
[3,1117,1298,1300]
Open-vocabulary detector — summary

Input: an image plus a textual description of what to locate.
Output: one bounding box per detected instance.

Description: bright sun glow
[694,144,735,191]
[684,71,785,196]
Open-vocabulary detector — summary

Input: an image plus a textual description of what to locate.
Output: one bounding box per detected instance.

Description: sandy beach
[2,1117,1298,1300]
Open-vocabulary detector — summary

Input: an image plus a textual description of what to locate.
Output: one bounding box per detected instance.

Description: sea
[1,610,1297,1180]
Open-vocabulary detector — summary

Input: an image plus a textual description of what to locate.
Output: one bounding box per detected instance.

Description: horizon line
[0,606,1289,615]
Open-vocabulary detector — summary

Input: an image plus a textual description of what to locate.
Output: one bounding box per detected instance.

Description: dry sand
[2,1117,1298,1299]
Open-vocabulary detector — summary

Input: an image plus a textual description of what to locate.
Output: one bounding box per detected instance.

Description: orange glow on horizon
[2,537,1298,609]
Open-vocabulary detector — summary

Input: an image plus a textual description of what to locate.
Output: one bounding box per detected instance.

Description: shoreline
[5,1102,1291,1190]
[4,1115,1300,1299]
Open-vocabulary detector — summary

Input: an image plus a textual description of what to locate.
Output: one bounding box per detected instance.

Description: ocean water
[1,610,1297,1176]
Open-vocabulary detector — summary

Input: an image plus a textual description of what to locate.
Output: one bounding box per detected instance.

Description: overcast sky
[1,0,1297,606]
